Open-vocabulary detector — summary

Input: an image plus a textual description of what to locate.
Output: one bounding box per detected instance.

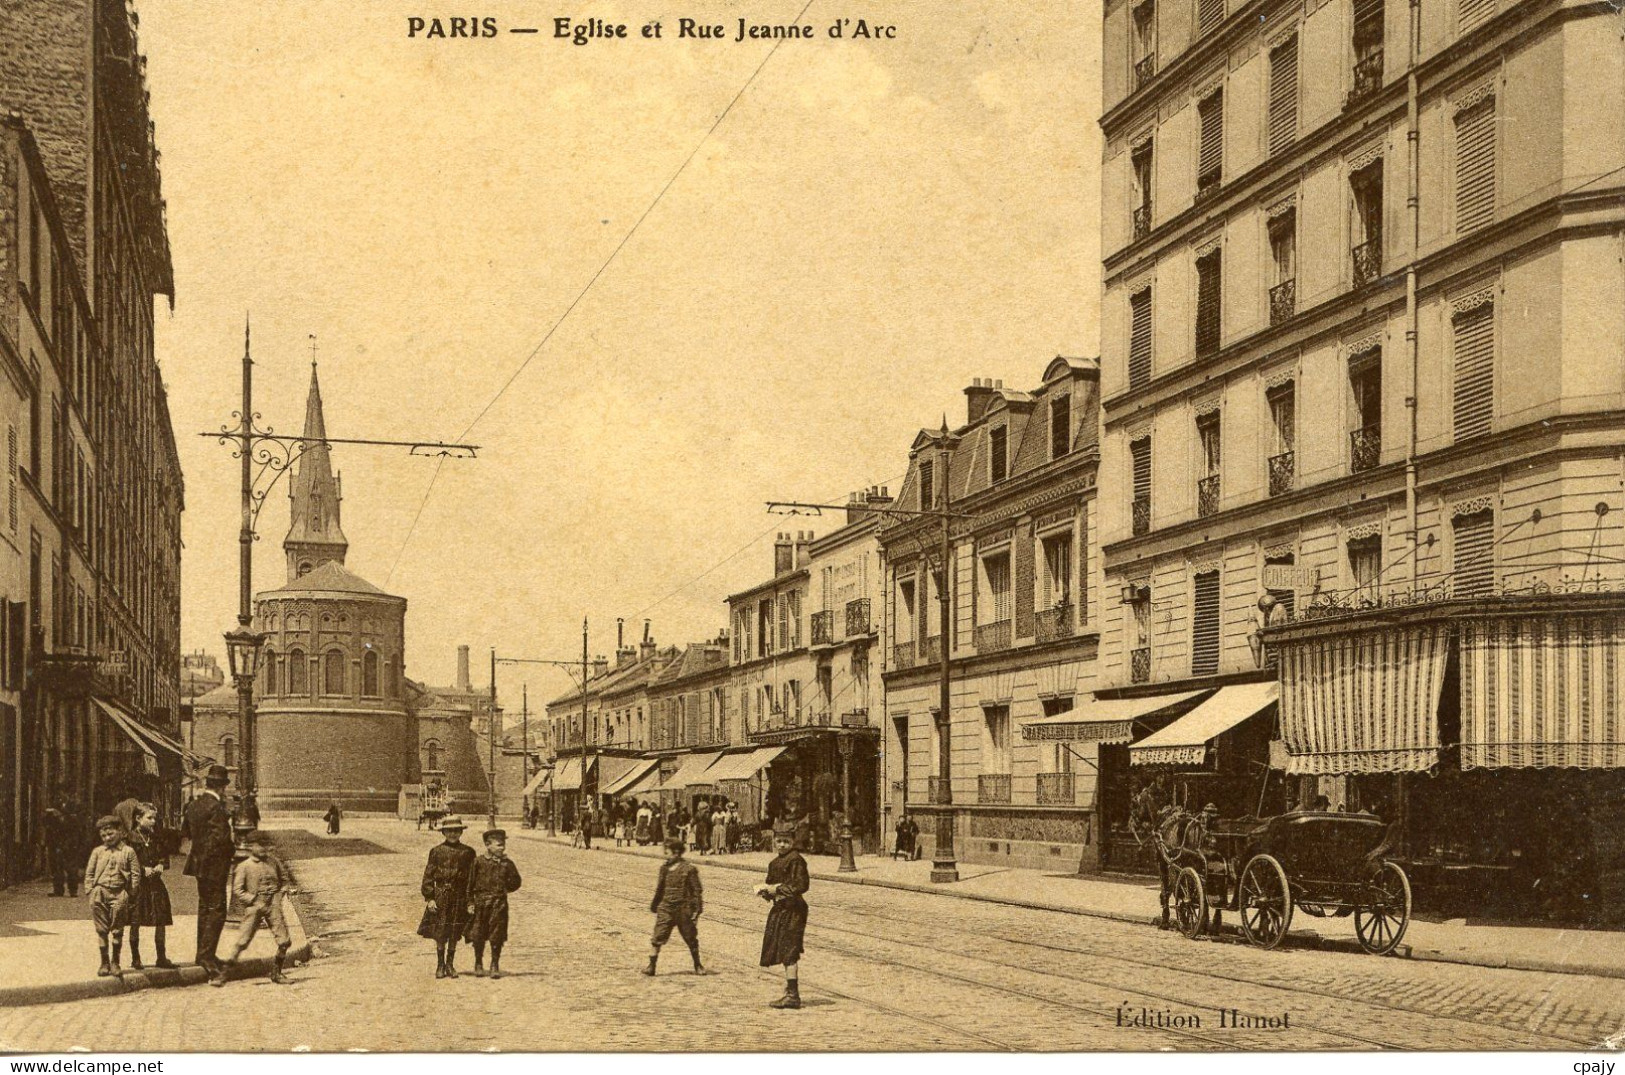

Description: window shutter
[1196,250,1223,357]
[1453,510,1495,597]
[1192,570,1221,676]
[1454,98,1496,234]
[1129,288,1153,388]
[1198,0,1225,33]
[1452,302,1494,440]
[1267,35,1299,155]
[1131,438,1152,499]
[7,425,15,533]
[1197,90,1224,184]
[1458,0,1496,31]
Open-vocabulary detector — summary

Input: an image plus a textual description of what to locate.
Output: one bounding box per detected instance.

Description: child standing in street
[643,838,705,976]
[418,814,476,978]
[127,804,177,970]
[85,816,140,976]
[756,825,810,1009]
[466,828,522,979]
[215,830,296,986]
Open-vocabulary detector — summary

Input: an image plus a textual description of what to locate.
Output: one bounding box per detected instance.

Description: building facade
[408,645,498,820]
[1099,0,1625,915]
[881,359,1104,871]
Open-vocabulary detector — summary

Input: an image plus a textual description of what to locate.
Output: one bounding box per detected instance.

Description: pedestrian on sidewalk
[128,804,177,970]
[725,803,741,854]
[894,814,918,861]
[182,765,235,978]
[214,831,295,987]
[644,838,705,976]
[86,815,140,977]
[418,814,476,978]
[324,801,343,836]
[581,803,595,850]
[42,802,84,897]
[466,828,521,978]
[694,800,713,857]
[635,801,652,845]
[756,825,810,1009]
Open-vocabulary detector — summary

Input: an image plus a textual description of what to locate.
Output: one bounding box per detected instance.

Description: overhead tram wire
[382,0,820,588]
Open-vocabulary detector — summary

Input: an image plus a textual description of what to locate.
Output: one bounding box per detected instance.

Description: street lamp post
[837,734,857,872]
[223,626,265,843]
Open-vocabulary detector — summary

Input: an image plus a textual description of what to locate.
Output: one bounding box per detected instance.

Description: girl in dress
[756,825,810,1009]
[128,803,177,970]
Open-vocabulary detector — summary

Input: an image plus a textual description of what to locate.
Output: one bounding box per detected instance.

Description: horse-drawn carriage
[1138,805,1412,954]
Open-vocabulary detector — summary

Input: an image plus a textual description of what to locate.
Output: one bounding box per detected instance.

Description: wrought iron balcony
[1346,49,1384,108]
[1132,496,1152,537]
[1350,425,1382,473]
[1133,204,1152,241]
[928,775,952,805]
[1131,646,1152,684]
[1036,772,1077,806]
[974,619,1012,653]
[845,597,872,636]
[1352,235,1383,287]
[921,635,943,665]
[840,708,871,728]
[811,610,836,647]
[1035,604,1074,643]
[1269,278,1296,325]
[1134,55,1156,89]
[978,773,1012,804]
[892,641,916,670]
[1195,168,1222,206]
[1197,474,1222,518]
[1268,450,1296,497]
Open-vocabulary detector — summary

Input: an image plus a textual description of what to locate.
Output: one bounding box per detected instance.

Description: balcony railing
[892,641,915,670]
[1133,203,1152,241]
[1132,496,1152,537]
[1134,55,1156,89]
[1350,425,1382,473]
[845,597,872,636]
[1197,474,1221,518]
[1035,604,1074,644]
[974,619,1012,653]
[928,776,952,805]
[1269,278,1296,325]
[1352,235,1383,287]
[1268,450,1296,497]
[978,773,1012,804]
[1346,49,1384,107]
[811,610,836,647]
[921,635,943,665]
[1131,647,1152,684]
[1036,772,1077,806]
[1196,168,1222,205]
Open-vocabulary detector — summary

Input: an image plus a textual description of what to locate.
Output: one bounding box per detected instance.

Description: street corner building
[1097,0,1625,919]
[0,0,187,886]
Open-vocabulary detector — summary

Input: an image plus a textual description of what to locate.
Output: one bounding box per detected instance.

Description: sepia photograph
[0,0,1621,1058]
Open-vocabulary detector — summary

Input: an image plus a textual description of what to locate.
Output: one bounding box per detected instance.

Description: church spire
[285,355,348,582]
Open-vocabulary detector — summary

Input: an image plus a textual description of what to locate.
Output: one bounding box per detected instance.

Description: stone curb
[517,833,1625,980]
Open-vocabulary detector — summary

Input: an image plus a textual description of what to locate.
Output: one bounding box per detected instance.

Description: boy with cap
[418,814,477,978]
[466,828,522,978]
[643,837,705,976]
[214,830,295,986]
[85,815,140,976]
[756,825,810,1009]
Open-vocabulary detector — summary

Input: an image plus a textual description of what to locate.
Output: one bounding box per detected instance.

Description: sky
[141,0,1102,706]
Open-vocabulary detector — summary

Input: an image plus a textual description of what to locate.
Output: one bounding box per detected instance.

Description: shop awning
[1130,682,1279,767]
[520,767,552,797]
[601,758,660,796]
[1021,690,1211,743]
[616,763,665,797]
[701,747,785,783]
[1460,617,1625,769]
[669,751,725,788]
[1278,624,1449,774]
[92,698,158,776]
[553,756,596,792]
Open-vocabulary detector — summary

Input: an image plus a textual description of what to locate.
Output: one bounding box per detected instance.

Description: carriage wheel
[1238,854,1293,950]
[1355,861,1412,955]
[1173,866,1207,939]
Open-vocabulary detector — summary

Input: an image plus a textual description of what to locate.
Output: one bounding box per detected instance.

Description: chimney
[774,532,794,576]
[965,376,1001,424]
[591,654,609,678]
[640,623,657,661]
[845,491,869,526]
[867,485,895,510]
[616,645,637,667]
[456,645,470,693]
[794,530,813,568]
[617,617,625,651]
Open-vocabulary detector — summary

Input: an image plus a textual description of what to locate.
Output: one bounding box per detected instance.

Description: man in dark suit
[182,765,236,976]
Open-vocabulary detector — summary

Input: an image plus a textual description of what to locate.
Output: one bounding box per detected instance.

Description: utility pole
[493,648,594,839]
[521,684,530,825]
[488,648,498,827]
[581,618,591,835]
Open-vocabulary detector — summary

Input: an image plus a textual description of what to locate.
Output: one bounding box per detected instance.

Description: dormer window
[919,459,935,509]
[990,426,1008,483]
[1050,395,1072,460]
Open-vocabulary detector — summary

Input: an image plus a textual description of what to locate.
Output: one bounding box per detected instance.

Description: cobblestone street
[2,821,1622,1052]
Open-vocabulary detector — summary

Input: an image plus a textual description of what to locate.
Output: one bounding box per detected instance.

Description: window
[1350,351,1382,470]
[982,705,1011,775]
[1042,532,1073,610]
[1351,0,1384,100]
[1267,35,1299,155]
[1197,0,1225,33]
[1131,141,1154,239]
[778,593,790,651]
[1458,0,1496,31]
[1130,436,1153,535]
[788,589,802,647]
[1455,95,1496,234]
[1197,411,1222,517]
[1349,535,1382,602]
[1195,247,1223,357]
[785,680,801,722]
[1128,287,1153,389]
[1452,509,1495,597]
[221,736,238,771]
[1269,209,1296,323]
[1133,0,1157,86]
[897,577,917,642]
[1192,569,1221,676]
[817,663,833,707]
[1050,395,1071,460]
[980,551,1012,625]
[1453,299,1495,440]
[324,650,346,695]
[298,561,312,578]
[424,739,442,773]
[757,598,772,657]
[919,459,935,510]
[1196,88,1224,199]
[264,652,280,695]
[989,425,1008,483]
[363,649,380,696]
[1350,160,1384,285]
[1268,383,1295,495]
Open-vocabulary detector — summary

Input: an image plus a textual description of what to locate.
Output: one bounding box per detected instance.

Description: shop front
[748,725,879,856]
[1126,681,1285,819]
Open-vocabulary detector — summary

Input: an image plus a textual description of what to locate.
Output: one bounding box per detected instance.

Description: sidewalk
[0,845,312,1007]
[513,829,1625,980]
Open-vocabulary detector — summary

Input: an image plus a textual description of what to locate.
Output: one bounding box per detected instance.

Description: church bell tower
[284,361,349,582]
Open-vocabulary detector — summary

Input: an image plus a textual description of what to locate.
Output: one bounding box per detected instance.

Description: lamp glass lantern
[224,628,268,682]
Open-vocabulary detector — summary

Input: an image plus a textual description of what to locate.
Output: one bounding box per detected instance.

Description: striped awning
[553,756,594,792]
[1461,617,1625,769]
[1021,690,1210,743]
[601,758,660,796]
[92,698,158,776]
[1278,625,1450,774]
[520,766,552,797]
[1130,682,1279,767]
[702,747,785,783]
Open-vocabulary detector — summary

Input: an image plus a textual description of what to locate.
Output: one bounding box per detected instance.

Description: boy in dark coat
[418,815,477,978]
[643,838,705,976]
[756,826,810,1008]
[466,828,522,978]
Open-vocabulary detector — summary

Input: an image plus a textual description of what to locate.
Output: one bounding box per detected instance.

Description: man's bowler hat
[203,763,230,785]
